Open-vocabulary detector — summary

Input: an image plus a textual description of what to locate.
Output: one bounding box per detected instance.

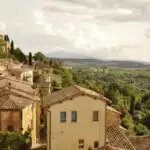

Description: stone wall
[106,109,120,128]
[0,110,22,131]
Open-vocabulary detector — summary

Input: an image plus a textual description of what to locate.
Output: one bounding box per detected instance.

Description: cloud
[0,0,150,61]
[144,29,150,38]
[44,0,150,23]
[0,22,6,33]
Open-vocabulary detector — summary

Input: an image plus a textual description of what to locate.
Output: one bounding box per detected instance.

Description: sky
[0,0,150,61]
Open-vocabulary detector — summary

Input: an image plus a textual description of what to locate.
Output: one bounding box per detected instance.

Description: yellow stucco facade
[22,102,39,146]
[47,95,106,150]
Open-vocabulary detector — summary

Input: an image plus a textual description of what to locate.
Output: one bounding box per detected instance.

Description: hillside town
[0,32,150,150]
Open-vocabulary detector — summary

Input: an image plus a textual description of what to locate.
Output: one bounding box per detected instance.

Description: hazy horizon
[0,0,150,62]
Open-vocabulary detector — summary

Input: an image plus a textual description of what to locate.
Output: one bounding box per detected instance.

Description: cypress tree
[130,95,135,115]
[29,52,32,66]
[10,41,14,55]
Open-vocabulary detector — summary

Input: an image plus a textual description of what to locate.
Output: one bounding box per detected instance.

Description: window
[93,111,99,121]
[60,112,66,122]
[94,141,99,148]
[79,139,84,148]
[71,111,77,122]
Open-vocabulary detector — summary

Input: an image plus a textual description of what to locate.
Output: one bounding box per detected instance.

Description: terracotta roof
[43,85,111,107]
[106,126,135,150]
[128,136,150,150]
[0,77,40,109]
[0,93,33,110]
[107,106,121,114]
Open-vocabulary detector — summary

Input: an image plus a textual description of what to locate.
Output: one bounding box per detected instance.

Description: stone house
[106,106,121,128]
[0,59,23,74]
[0,76,40,146]
[40,72,51,97]
[44,85,111,150]
[8,68,33,84]
[44,85,150,150]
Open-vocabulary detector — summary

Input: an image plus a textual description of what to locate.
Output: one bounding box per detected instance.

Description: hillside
[51,58,150,69]
[71,67,150,135]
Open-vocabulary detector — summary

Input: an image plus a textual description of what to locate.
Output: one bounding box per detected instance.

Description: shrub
[121,114,134,129]
[0,131,31,150]
[135,123,149,136]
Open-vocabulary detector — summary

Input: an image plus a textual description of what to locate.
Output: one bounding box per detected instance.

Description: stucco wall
[35,102,41,143]
[21,70,33,84]
[22,103,37,145]
[47,95,106,150]
[0,110,21,131]
[106,109,120,128]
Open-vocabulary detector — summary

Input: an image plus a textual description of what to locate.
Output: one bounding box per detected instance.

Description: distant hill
[46,50,150,69]
[46,50,90,59]
[51,58,150,69]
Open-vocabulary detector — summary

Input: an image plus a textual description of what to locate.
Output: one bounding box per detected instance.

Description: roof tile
[43,85,111,107]
[106,126,135,150]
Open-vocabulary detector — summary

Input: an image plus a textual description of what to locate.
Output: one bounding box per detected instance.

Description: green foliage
[121,114,134,129]
[53,68,61,75]
[51,80,62,91]
[134,123,149,136]
[29,52,32,66]
[13,48,27,64]
[71,67,150,135]
[61,68,73,87]
[34,52,46,61]
[142,113,150,129]
[0,131,31,150]
[10,41,14,55]
[130,96,135,115]
[4,35,9,42]
[133,111,145,123]
[0,39,6,58]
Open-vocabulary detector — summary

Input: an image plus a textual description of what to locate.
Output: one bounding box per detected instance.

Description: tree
[134,123,149,136]
[34,51,46,61]
[121,114,134,129]
[29,52,32,66]
[143,113,150,129]
[0,131,31,150]
[0,39,5,57]
[130,96,135,115]
[61,68,73,87]
[10,41,14,55]
[13,48,27,64]
[51,80,62,91]
[4,35,9,42]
